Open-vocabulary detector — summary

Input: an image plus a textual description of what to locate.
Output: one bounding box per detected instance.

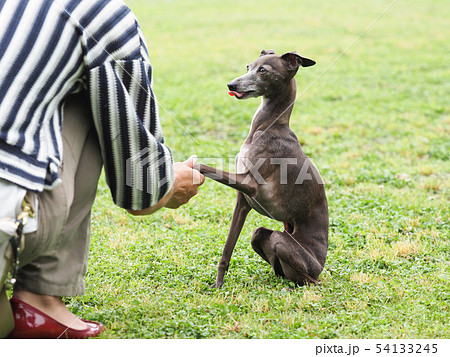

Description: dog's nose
[227,82,237,91]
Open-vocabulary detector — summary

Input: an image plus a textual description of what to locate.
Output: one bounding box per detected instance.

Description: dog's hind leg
[251,227,284,277]
[252,229,324,285]
[272,231,324,284]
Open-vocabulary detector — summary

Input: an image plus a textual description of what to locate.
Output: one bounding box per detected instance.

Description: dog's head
[227,49,315,99]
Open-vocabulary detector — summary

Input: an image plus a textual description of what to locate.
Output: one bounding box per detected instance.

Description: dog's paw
[212,281,224,289]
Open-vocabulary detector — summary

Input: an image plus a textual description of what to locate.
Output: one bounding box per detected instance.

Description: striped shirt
[0,0,174,210]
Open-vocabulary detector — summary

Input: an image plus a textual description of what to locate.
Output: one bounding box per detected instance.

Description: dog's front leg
[195,164,258,197]
[214,192,251,288]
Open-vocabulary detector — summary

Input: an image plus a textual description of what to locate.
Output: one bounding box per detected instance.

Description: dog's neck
[246,78,297,141]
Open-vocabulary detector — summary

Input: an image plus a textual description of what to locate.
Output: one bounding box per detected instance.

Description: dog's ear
[281,51,316,71]
[260,49,276,57]
[299,55,316,67]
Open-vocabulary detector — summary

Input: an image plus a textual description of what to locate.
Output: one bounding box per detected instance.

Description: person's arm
[89,59,175,211]
[125,186,173,216]
[86,6,204,213]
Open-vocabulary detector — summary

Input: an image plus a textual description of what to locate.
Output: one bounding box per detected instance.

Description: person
[0,0,204,338]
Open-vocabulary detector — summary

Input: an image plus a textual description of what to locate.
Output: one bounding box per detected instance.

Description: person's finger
[183,155,198,168]
[192,169,205,185]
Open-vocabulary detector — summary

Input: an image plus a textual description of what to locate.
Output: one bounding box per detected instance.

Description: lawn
[68,0,449,338]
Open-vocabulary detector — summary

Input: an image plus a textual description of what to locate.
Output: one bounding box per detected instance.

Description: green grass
[67,0,449,338]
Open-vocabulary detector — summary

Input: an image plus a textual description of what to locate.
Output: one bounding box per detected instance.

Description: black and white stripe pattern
[0,0,174,209]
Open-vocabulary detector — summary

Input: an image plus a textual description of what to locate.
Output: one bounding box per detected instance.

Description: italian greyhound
[196,49,328,288]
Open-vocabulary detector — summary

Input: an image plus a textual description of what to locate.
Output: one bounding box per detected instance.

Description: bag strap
[3,198,34,286]
[8,198,34,285]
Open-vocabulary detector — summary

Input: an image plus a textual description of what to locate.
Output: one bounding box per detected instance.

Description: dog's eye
[258,67,267,74]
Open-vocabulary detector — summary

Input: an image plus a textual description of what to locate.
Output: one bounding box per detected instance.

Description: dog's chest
[235,144,250,174]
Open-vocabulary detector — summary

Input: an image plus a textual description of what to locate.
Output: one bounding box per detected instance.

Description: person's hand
[165,155,205,209]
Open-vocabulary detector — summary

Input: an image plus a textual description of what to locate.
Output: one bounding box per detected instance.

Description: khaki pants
[13,92,102,296]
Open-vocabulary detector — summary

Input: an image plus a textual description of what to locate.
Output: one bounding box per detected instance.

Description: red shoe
[8,297,105,339]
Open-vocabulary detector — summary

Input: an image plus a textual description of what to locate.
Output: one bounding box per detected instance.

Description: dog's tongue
[228,91,244,98]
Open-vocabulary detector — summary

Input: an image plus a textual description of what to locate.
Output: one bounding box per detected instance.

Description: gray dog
[196,50,328,288]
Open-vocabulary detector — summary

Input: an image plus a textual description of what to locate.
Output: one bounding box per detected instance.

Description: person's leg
[12,92,102,330]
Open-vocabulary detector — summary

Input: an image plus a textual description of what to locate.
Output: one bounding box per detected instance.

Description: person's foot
[12,290,89,330]
[8,296,105,339]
